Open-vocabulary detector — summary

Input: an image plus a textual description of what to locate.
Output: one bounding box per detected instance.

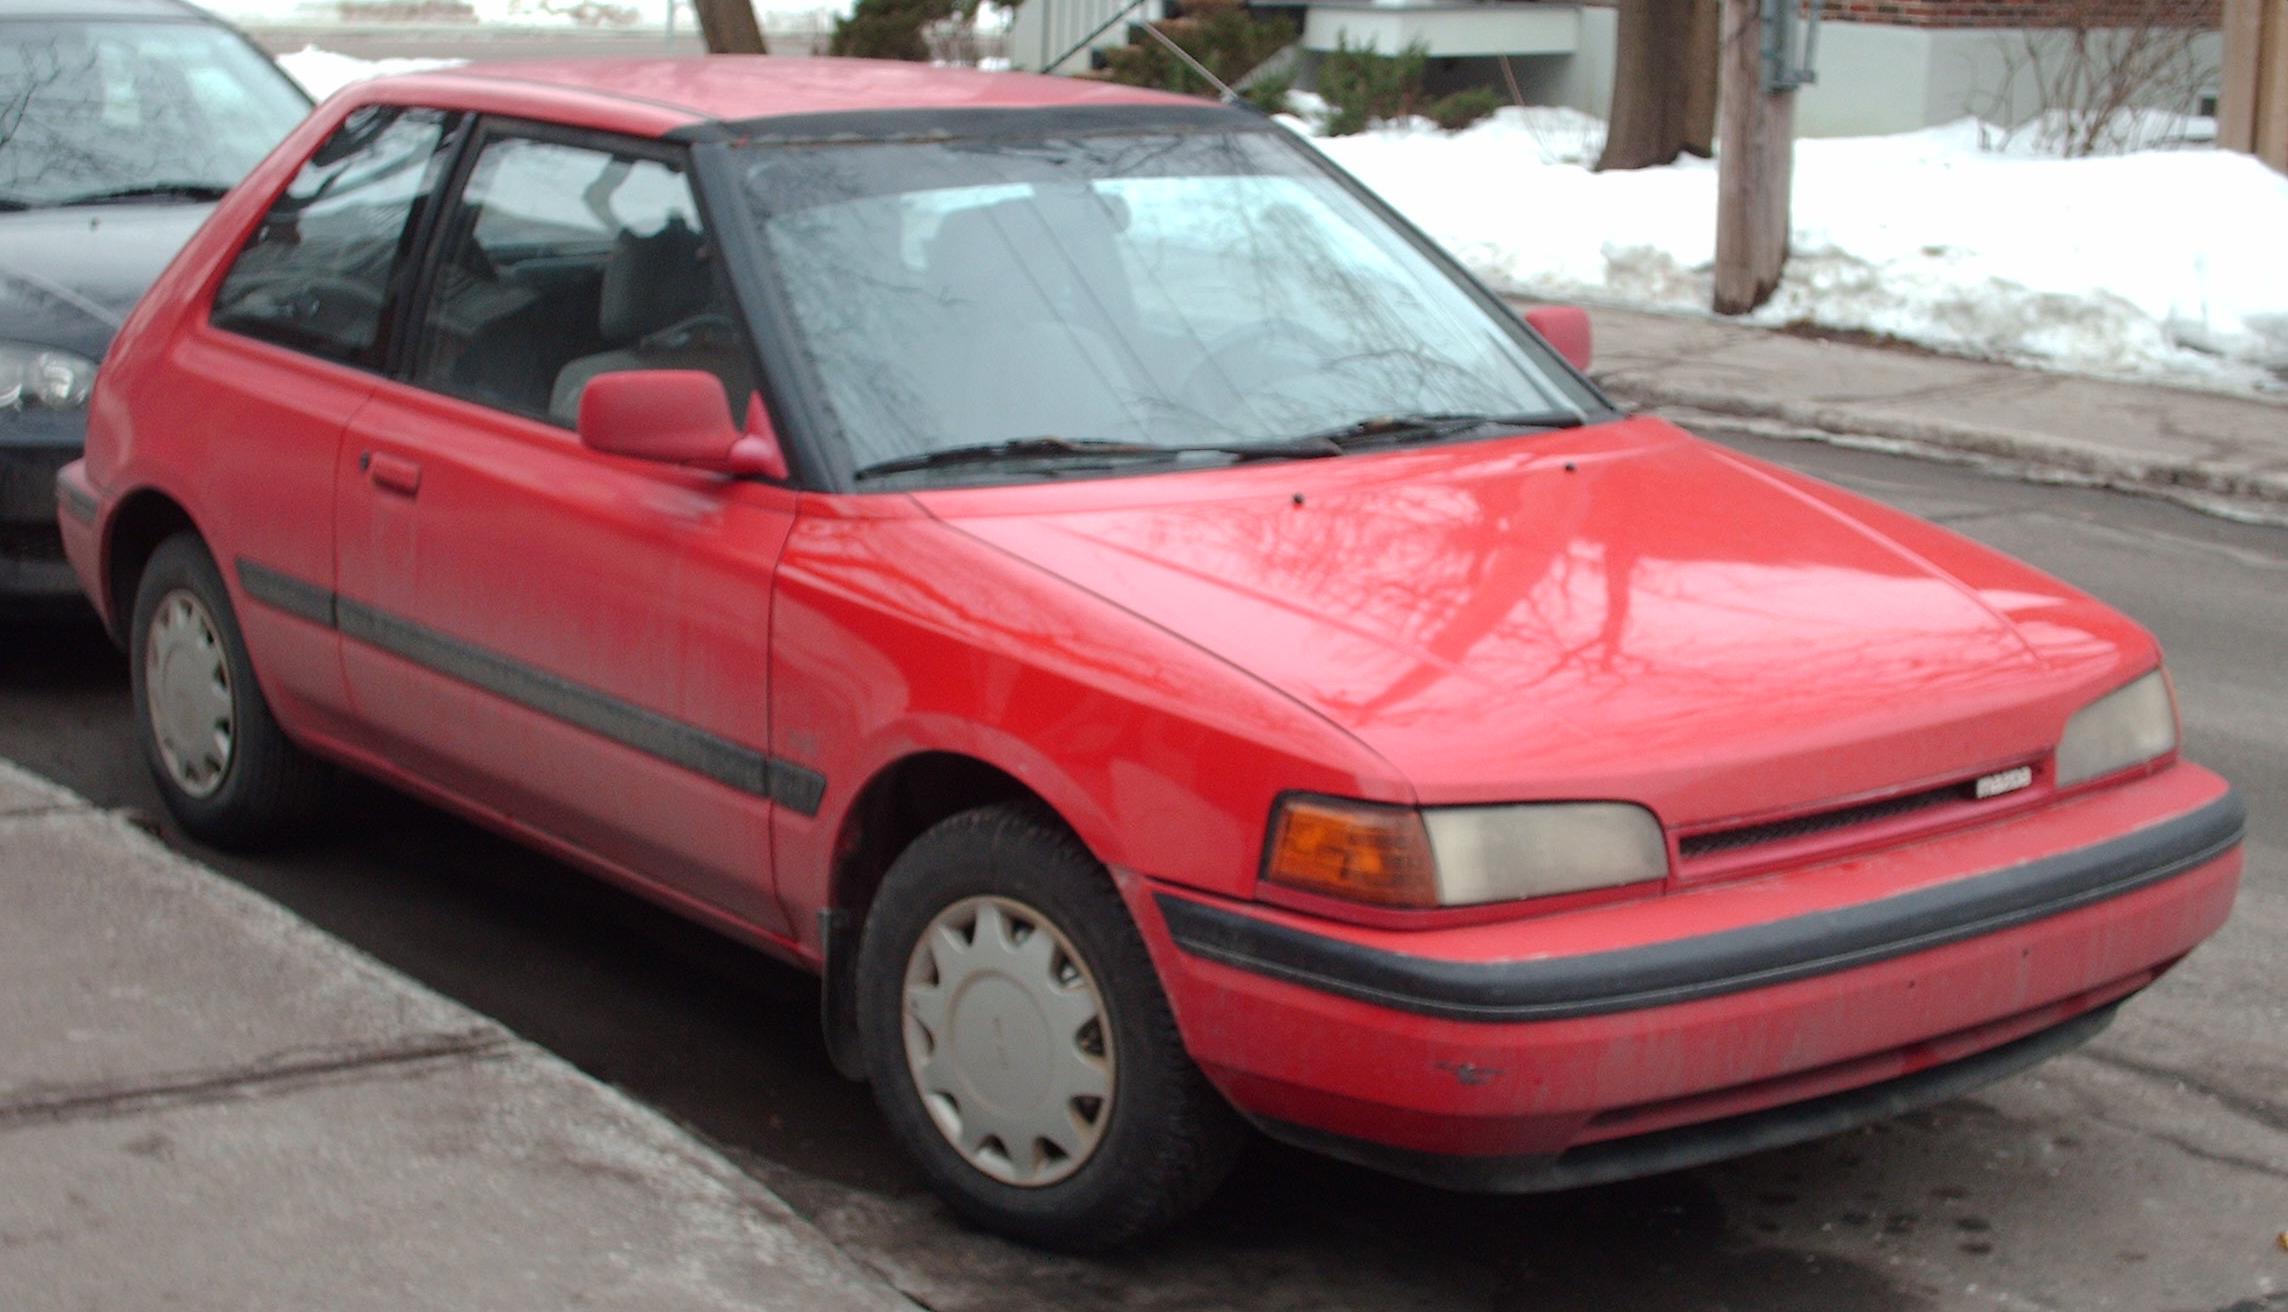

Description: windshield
[732,127,1604,481]
[0,19,308,210]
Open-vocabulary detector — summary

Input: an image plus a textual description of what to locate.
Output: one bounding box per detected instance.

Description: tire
[129,533,327,848]
[856,803,1244,1251]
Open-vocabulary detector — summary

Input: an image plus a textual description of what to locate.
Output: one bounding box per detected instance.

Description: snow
[277,47,464,99]
[257,44,2288,391]
[1294,106,2288,392]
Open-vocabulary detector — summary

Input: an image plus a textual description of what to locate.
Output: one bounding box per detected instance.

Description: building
[1007,0,2226,138]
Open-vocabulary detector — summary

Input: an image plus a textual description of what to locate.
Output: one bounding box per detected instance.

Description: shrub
[1315,37,1429,136]
[1097,0,1298,101]
[1427,86,1502,132]
[1241,69,1296,116]
[830,0,948,60]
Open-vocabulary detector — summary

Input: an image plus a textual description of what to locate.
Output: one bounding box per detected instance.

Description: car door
[333,120,799,935]
[198,105,464,737]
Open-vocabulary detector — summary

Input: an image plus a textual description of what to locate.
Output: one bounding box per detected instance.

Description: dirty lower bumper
[1138,765,2242,1176]
[1254,999,2120,1192]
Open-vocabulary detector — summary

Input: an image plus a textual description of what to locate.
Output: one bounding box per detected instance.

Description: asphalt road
[4,434,2283,1312]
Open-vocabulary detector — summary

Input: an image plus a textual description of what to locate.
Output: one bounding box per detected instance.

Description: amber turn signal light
[1264,797,1439,908]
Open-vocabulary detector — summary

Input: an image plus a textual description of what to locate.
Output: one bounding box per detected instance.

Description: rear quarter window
[211,105,462,367]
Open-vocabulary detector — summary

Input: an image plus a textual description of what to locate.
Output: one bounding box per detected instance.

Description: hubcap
[145,589,235,799]
[901,895,1114,1187]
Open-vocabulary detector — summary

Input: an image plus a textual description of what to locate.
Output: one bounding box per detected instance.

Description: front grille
[1679,778,1987,861]
[0,445,78,519]
[0,519,64,562]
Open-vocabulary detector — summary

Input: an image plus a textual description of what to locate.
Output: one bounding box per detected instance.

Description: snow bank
[1300,107,2288,391]
[277,47,464,100]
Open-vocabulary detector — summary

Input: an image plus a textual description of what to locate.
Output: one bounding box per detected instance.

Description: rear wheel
[856,804,1243,1251]
[129,534,326,848]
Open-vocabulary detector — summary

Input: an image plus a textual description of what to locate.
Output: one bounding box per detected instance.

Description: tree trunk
[694,0,769,54]
[1596,0,1720,170]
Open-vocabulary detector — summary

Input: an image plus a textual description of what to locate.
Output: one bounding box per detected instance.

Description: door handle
[362,451,422,497]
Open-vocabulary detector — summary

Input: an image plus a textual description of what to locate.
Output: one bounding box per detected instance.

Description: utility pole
[2219,0,2288,172]
[1713,0,1812,315]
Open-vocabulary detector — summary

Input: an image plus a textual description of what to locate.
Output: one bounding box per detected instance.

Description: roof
[400,57,1200,132]
[0,0,211,18]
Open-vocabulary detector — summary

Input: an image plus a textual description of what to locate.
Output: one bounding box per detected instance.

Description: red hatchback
[57,58,2242,1249]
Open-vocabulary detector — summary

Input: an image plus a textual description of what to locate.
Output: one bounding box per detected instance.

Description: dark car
[1,0,306,605]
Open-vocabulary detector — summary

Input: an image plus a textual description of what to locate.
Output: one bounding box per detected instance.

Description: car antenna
[1134,22,1243,105]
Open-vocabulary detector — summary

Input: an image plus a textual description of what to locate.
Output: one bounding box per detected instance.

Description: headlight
[1424,802,1670,903]
[1264,796,1668,909]
[2055,669,2177,788]
[0,342,97,412]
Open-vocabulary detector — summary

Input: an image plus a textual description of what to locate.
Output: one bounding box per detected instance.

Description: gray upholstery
[910,199,1140,444]
[597,219,709,343]
[551,219,751,426]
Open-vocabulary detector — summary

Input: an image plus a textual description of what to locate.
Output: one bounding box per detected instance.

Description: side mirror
[1523,305,1593,372]
[577,370,789,481]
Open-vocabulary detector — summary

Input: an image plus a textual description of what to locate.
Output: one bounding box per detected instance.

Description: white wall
[1520,14,2220,139]
[1299,1,1580,57]
[1007,0,1166,72]
[1922,25,2221,130]
[1798,22,2222,136]
[1539,1,1616,116]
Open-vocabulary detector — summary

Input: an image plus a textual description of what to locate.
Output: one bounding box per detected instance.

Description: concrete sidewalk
[1574,305,2288,526]
[0,760,911,1312]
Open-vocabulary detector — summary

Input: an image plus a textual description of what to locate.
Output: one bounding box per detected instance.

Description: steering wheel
[287,276,387,329]
[639,310,742,350]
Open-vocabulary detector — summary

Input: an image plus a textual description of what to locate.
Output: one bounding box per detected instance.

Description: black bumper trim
[57,479,96,526]
[232,556,827,817]
[1158,789,2242,1022]
[1254,1001,2120,1193]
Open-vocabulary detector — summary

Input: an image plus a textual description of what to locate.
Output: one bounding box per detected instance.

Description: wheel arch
[817,749,1096,1080]
[102,488,201,644]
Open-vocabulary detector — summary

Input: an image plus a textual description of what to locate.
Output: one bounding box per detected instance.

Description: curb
[0,759,918,1312]
[1606,380,2288,529]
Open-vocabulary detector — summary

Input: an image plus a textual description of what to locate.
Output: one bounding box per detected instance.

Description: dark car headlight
[0,341,97,412]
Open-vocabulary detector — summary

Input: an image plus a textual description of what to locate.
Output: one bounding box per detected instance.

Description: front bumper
[1138,763,2241,1185]
[1,416,87,601]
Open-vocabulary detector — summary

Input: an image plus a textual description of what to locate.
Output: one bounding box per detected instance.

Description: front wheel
[129,534,327,848]
[856,804,1242,1251]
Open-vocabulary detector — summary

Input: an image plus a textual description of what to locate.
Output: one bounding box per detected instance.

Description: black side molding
[238,558,336,627]
[1254,1001,2121,1193]
[1158,790,2242,1023]
[232,556,827,816]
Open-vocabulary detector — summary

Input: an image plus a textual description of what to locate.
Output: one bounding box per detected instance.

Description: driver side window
[412,132,753,429]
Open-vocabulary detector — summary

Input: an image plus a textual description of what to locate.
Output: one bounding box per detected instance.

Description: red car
[57,58,2242,1250]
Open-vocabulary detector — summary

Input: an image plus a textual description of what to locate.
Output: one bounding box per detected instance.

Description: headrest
[599,217,710,344]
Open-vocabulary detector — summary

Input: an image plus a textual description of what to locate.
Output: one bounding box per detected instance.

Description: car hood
[930,417,2147,828]
[0,203,212,364]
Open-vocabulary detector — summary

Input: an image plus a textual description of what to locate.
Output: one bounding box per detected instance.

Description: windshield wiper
[51,182,231,208]
[1285,410,1589,450]
[853,434,1341,481]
